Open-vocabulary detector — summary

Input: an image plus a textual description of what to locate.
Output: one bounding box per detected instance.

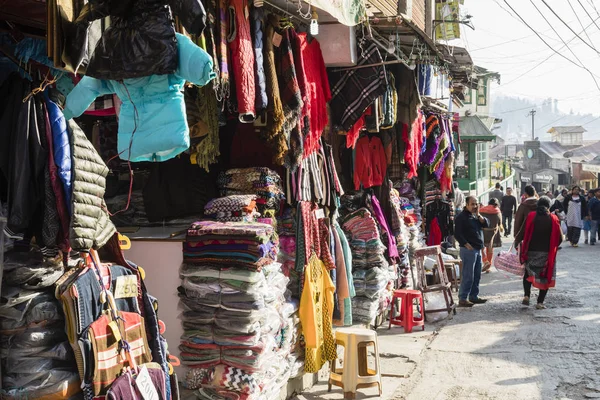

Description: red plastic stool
[388,289,425,333]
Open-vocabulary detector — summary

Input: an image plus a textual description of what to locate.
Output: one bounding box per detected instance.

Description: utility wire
[504,1,591,71]
[541,0,600,55]
[529,0,600,91]
[568,0,598,50]
[576,0,600,36]
[500,3,600,87]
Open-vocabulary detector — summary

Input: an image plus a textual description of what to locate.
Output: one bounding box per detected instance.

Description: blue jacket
[44,93,72,208]
[63,33,216,162]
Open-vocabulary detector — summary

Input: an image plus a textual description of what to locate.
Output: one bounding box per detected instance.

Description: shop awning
[458,115,496,142]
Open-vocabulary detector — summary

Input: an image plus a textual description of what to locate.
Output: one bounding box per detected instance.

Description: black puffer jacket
[73,0,206,80]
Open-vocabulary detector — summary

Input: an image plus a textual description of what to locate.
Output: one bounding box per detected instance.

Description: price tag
[273,32,282,47]
[136,365,160,400]
[314,208,325,220]
[114,275,139,299]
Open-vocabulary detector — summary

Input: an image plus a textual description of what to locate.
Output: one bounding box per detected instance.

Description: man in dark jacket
[588,190,600,245]
[454,196,489,307]
[490,183,504,203]
[500,187,518,237]
[514,185,538,247]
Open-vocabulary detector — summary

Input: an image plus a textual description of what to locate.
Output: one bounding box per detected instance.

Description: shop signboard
[520,173,532,183]
[533,173,553,183]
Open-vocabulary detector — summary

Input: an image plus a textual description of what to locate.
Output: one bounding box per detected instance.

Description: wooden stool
[444,260,463,292]
[328,328,382,399]
[414,246,457,320]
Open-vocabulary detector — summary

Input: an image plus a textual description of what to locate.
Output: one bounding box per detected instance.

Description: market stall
[0,0,466,398]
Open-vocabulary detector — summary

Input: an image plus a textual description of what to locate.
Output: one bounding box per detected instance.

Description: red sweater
[354,135,387,190]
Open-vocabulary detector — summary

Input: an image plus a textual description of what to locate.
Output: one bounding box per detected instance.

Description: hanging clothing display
[68,0,207,79]
[300,254,336,373]
[329,39,387,132]
[228,0,256,122]
[63,34,216,162]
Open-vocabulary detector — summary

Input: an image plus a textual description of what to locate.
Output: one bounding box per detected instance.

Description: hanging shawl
[405,110,424,178]
[381,72,397,129]
[216,0,230,101]
[431,120,450,174]
[440,152,454,193]
[329,39,386,131]
[420,113,442,165]
[277,28,304,169]
[190,85,220,171]
[203,0,221,95]
[520,212,561,290]
[299,33,331,157]
[289,29,310,136]
[262,14,287,165]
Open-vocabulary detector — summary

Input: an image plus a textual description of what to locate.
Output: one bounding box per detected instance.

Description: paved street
[393,240,600,400]
[297,236,600,400]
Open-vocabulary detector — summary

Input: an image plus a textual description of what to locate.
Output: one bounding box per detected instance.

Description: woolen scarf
[262,14,287,165]
[520,212,561,290]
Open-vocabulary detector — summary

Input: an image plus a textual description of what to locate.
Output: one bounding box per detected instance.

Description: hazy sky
[452,0,600,115]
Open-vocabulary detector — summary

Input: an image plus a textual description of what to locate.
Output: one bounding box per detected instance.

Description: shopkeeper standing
[454,196,490,307]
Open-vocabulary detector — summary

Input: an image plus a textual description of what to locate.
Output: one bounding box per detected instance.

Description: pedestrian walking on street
[556,188,568,203]
[454,196,489,307]
[514,185,538,248]
[500,187,518,237]
[588,189,600,245]
[490,183,504,203]
[563,186,588,247]
[480,198,503,273]
[520,196,562,309]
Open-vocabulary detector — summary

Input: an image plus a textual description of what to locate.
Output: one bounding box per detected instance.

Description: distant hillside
[490,95,600,142]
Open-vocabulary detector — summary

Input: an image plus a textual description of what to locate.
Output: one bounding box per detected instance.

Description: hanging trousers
[523,269,548,304]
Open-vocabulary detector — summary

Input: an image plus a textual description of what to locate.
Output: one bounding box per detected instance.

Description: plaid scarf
[329,40,387,132]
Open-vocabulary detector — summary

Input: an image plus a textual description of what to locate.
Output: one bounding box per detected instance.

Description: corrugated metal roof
[458,116,495,140]
[548,126,587,134]
[564,140,600,162]
[538,141,571,159]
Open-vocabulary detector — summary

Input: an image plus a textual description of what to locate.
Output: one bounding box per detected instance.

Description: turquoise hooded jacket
[63,33,216,162]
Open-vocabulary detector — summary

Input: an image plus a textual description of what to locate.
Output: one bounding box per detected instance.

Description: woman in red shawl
[480,198,503,273]
[519,196,563,309]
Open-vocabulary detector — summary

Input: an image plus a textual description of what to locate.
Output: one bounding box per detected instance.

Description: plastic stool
[328,328,382,399]
[388,289,425,333]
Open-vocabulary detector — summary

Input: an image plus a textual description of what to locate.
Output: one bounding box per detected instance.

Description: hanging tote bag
[494,244,524,276]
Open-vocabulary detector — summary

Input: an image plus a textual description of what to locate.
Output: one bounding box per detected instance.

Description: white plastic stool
[328,327,382,399]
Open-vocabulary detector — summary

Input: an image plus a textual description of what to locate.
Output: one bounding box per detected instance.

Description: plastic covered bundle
[0,289,63,330]
[3,252,64,289]
[1,370,81,399]
[352,296,380,323]
[0,288,78,399]
[352,267,388,299]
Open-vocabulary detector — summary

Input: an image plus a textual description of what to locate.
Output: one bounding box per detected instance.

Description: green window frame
[476,142,488,179]
[463,88,472,104]
[477,79,487,106]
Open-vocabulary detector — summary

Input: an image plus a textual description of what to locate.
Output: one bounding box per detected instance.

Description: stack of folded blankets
[204,195,259,222]
[0,251,80,399]
[218,168,285,217]
[180,220,294,399]
[341,209,391,324]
